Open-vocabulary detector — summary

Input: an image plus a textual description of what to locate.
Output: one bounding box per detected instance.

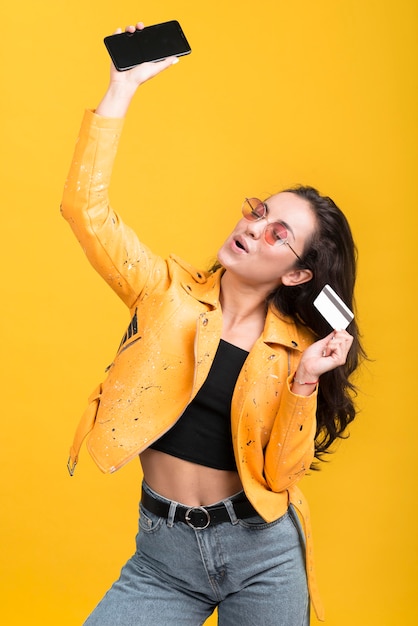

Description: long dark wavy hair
[269,185,365,462]
[211,185,365,463]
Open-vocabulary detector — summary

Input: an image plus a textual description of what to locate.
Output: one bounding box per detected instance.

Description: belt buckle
[185,506,211,530]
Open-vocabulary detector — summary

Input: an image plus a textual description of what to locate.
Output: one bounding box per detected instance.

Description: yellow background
[1,1,416,624]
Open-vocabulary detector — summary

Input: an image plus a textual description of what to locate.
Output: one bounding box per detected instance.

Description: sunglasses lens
[242,198,265,221]
[265,222,288,246]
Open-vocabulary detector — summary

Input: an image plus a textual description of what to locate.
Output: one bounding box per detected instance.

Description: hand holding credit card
[313,284,354,330]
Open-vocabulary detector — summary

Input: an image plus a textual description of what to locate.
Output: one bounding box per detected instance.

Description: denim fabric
[84,482,309,626]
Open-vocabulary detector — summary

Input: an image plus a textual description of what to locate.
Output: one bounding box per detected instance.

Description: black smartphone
[103,20,191,71]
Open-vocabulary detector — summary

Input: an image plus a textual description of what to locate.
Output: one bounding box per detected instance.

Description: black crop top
[149,339,248,471]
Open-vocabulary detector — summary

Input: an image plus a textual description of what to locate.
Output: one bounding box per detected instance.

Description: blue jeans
[84,482,310,626]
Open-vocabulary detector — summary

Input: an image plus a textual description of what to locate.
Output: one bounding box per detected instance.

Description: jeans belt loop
[223,497,240,525]
[167,501,177,528]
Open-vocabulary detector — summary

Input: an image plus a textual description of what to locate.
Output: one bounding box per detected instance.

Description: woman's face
[217,192,317,293]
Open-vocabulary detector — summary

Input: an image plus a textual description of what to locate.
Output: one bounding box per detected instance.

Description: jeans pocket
[237,510,289,530]
[139,505,165,534]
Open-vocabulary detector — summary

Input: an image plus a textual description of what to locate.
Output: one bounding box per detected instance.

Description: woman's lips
[233,236,248,253]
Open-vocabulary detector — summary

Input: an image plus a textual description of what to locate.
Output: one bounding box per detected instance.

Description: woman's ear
[281,268,313,287]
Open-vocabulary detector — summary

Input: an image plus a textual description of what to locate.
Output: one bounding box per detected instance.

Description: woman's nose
[245,219,265,239]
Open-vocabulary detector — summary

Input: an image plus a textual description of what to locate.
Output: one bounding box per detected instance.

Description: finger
[151,56,180,73]
[322,331,343,358]
[125,24,136,33]
[332,331,354,351]
[162,55,180,67]
[135,22,145,30]
[317,330,336,357]
[328,337,352,364]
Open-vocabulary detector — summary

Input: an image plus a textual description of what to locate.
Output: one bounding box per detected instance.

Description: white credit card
[313,284,354,330]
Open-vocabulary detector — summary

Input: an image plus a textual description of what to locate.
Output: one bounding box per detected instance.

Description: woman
[62,22,363,626]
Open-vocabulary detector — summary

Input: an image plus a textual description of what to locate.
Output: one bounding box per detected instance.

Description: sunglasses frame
[242,198,302,261]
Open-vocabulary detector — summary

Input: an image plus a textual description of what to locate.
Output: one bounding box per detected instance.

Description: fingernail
[171,57,179,65]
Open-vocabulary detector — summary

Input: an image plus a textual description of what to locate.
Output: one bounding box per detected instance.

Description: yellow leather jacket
[61,110,324,620]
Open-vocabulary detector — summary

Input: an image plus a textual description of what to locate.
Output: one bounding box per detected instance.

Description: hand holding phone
[104,20,191,71]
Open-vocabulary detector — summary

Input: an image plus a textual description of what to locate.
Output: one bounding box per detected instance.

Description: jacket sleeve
[60,109,169,309]
[263,376,317,491]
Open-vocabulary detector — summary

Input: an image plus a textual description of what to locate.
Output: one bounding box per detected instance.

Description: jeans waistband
[141,483,258,530]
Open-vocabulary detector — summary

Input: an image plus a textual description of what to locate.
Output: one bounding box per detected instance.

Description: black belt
[141,487,258,530]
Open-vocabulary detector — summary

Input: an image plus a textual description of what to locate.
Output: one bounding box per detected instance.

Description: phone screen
[104,20,191,71]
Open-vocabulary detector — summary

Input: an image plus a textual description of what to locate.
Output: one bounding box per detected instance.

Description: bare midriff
[140,448,243,507]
